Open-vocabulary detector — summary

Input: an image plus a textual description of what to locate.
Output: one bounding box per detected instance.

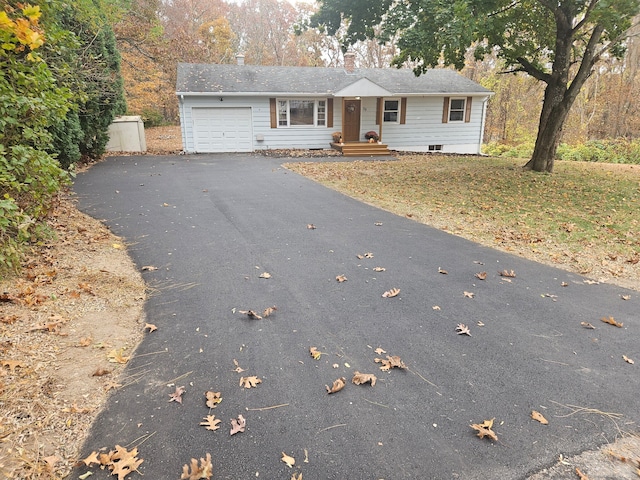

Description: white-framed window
[383,99,400,123]
[277,99,327,127]
[428,144,443,151]
[448,98,466,122]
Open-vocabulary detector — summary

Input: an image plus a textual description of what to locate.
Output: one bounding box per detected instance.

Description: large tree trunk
[524,83,571,173]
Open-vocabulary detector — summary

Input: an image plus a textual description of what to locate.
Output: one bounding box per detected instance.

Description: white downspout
[478,97,488,155]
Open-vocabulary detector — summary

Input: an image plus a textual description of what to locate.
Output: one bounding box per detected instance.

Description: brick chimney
[236,54,245,66]
[344,51,355,74]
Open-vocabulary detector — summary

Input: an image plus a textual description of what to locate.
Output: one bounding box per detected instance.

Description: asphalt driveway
[73,153,638,479]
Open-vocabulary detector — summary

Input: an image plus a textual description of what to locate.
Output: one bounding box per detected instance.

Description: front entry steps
[330,142,391,157]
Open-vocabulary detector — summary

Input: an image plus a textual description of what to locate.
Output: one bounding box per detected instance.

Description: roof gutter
[176,91,495,97]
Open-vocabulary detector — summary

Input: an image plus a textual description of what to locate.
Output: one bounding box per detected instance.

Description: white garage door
[192,107,253,153]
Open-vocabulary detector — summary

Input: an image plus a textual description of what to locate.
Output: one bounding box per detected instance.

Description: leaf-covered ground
[285,155,640,292]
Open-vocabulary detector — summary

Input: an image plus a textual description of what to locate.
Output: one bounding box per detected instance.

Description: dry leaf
[456,324,471,336]
[475,272,487,280]
[262,306,277,317]
[1,360,24,373]
[438,267,448,274]
[238,309,262,320]
[335,274,347,282]
[531,410,549,425]
[92,368,111,377]
[232,359,246,373]
[580,322,596,329]
[470,418,498,441]
[307,224,316,229]
[259,272,271,279]
[200,415,222,431]
[143,323,157,332]
[623,355,635,365]
[81,451,101,466]
[326,377,346,394]
[78,336,92,347]
[205,391,222,408]
[281,452,295,468]
[382,288,400,298]
[561,281,569,287]
[463,291,475,298]
[374,347,386,355]
[169,386,186,404]
[309,346,322,360]
[332,363,339,368]
[373,267,386,272]
[477,321,485,327]
[107,348,129,364]
[108,445,144,480]
[356,254,364,259]
[141,265,158,271]
[499,269,516,278]
[601,316,623,328]
[621,295,630,301]
[181,453,213,479]
[230,414,246,435]
[363,252,374,258]
[375,355,407,371]
[291,474,303,480]
[575,467,589,480]
[352,371,377,386]
[374,222,383,226]
[239,376,262,388]
[432,305,441,310]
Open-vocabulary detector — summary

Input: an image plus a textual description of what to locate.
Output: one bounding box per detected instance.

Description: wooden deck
[331,142,391,157]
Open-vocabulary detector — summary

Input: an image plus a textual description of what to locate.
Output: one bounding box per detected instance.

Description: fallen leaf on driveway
[307,224,316,229]
[463,291,475,298]
[531,410,548,425]
[239,376,262,388]
[233,359,245,373]
[262,306,277,317]
[623,355,634,364]
[326,377,346,394]
[432,305,441,310]
[499,269,516,278]
[382,288,400,298]
[180,453,213,479]
[200,415,222,431]
[621,295,630,301]
[205,391,222,408]
[580,322,596,329]
[141,265,158,271]
[352,371,377,386]
[601,316,623,328]
[259,272,271,279]
[470,418,498,441]
[238,309,262,320]
[373,267,386,272]
[455,324,471,336]
[309,346,322,360]
[374,347,386,355]
[438,267,448,274]
[143,323,157,332]
[375,355,407,371]
[475,272,487,280]
[281,452,295,468]
[336,275,347,282]
[169,386,186,404]
[230,414,246,435]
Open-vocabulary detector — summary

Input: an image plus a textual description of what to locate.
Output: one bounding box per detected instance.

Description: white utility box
[106,116,147,152]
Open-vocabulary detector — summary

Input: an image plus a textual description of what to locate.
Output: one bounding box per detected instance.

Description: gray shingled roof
[176,63,492,95]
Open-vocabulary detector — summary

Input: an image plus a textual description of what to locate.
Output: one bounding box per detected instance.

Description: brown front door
[343,99,361,142]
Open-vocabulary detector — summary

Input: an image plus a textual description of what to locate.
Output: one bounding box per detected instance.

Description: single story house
[176,54,493,155]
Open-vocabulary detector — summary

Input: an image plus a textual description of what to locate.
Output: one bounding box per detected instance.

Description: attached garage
[192,107,253,153]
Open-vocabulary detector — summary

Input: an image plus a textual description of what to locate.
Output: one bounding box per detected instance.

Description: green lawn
[285,155,640,290]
